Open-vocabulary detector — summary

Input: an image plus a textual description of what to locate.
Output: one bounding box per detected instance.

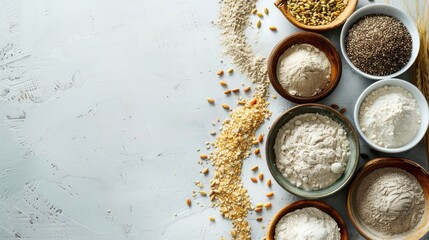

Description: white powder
[277,44,331,97]
[217,0,270,98]
[274,207,341,240]
[274,113,350,190]
[359,85,421,148]
[356,167,425,236]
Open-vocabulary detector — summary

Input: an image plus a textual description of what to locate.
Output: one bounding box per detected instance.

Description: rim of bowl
[340,3,420,80]
[347,158,429,239]
[266,200,349,240]
[353,79,429,153]
[274,0,358,32]
[265,103,360,199]
[267,32,342,103]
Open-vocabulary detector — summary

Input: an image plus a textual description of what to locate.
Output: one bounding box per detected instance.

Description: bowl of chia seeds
[340,4,420,80]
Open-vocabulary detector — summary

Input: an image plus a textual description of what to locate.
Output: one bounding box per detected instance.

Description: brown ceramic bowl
[347,158,429,239]
[267,32,342,103]
[274,0,358,32]
[266,200,348,240]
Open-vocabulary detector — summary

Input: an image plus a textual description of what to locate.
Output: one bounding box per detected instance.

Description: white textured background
[0,0,427,239]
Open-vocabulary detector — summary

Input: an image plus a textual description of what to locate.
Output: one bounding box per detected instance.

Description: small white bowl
[340,4,420,80]
[354,79,429,153]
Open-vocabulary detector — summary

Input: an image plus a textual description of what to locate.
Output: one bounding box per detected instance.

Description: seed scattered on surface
[256,20,261,28]
[210,131,216,136]
[207,98,215,103]
[224,89,232,95]
[200,154,208,160]
[186,198,191,207]
[244,86,251,92]
[251,8,257,14]
[231,230,237,238]
[258,173,264,181]
[232,88,240,93]
[251,165,259,171]
[209,216,215,221]
[264,8,269,14]
[250,98,257,105]
[252,140,259,145]
[258,134,263,143]
[269,26,277,31]
[222,104,230,110]
[255,207,263,213]
[202,168,209,175]
[330,104,339,109]
[256,203,264,208]
[267,179,272,187]
[200,190,207,196]
[228,68,234,73]
[217,70,224,76]
[254,148,260,155]
[256,217,263,222]
[340,108,347,114]
[219,81,228,86]
[251,177,258,183]
[257,12,264,18]
[264,203,272,209]
[266,192,274,198]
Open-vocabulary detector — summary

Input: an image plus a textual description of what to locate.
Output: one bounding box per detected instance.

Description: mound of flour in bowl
[277,43,331,97]
[274,113,350,190]
[275,207,341,240]
[359,85,421,148]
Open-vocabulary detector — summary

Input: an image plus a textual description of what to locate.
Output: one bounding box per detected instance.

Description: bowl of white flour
[265,104,360,199]
[354,79,429,153]
[266,200,348,240]
[347,158,429,239]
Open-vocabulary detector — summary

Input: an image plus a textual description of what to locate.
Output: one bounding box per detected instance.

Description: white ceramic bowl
[340,4,420,80]
[354,79,429,153]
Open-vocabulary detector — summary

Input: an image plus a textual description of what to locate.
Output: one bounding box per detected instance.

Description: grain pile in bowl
[275,207,340,240]
[274,113,350,190]
[359,85,421,148]
[277,43,331,97]
[286,0,348,26]
[345,14,412,76]
[356,167,425,236]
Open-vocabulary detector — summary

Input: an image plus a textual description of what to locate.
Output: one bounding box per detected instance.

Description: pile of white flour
[359,85,421,148]
[274,113,350,190]
[274,207,341,240]
[277,44,331,97]
[356,167,425,236]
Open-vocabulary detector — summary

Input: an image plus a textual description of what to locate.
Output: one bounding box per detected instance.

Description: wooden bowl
[347,158,429,239]
[266,200,348,240]
[274,0,358,32]
[267,32,342,103]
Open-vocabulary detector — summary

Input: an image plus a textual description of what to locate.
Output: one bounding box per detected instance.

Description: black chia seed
[345,14,412,76]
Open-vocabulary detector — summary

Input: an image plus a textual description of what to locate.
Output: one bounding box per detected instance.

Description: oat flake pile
[205,0,272,239]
